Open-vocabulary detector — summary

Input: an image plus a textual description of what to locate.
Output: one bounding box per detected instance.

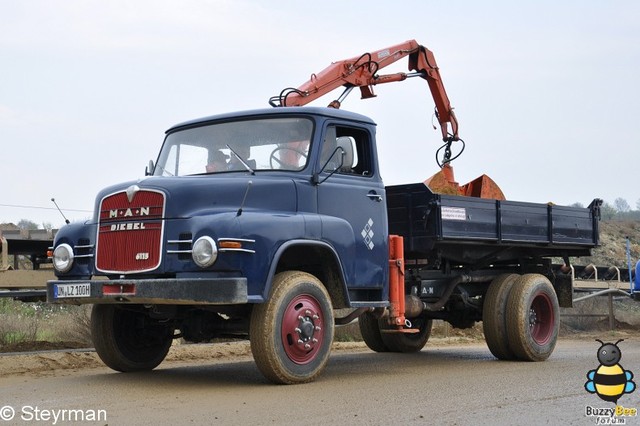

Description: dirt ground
[0,340,369,378]
[2,328,638,379]
[0,269,53,288]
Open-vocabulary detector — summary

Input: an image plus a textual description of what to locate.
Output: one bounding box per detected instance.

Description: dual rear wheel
[359,272,559,361]
[483,273,559,361]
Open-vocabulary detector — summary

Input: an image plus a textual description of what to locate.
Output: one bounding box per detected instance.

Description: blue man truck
[47,41,601,384]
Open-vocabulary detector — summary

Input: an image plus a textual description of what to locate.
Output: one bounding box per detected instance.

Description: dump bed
[386,183,601,266]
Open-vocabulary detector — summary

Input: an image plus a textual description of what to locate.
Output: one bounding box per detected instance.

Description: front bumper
[47,277,248,305]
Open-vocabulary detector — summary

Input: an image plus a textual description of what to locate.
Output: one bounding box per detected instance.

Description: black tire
[380,314,433,353]
[91,304,173,372]
[250,271,334,384]
[505,274,560,361]
[483,274,519,360]
[358,312,389,353]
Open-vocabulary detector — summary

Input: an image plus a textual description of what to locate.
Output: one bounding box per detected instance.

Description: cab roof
[166,107,376,134]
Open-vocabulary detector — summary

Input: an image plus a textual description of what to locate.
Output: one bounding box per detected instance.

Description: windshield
[153,117,313,176]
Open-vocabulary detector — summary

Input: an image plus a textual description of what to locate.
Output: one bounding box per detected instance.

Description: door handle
[366,192,383,202]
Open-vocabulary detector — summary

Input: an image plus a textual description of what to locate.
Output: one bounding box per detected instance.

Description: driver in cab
[205,150,228,173]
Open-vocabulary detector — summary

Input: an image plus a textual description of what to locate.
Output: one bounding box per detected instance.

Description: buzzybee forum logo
[584,339,637,423]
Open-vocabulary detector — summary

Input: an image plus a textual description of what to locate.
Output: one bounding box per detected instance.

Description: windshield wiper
[156,164,174,176]
[226,144,255,175]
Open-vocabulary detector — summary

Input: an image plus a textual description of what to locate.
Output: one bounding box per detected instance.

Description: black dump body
[386,183,601,268]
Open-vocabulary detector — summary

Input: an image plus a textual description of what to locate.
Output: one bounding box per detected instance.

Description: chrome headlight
[192,236,218,268]
[53,243,75,273]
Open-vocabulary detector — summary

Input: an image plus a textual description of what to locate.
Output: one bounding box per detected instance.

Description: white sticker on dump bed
[441,206,467,221]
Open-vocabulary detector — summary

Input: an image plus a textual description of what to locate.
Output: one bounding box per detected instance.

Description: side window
[333,126,373,176]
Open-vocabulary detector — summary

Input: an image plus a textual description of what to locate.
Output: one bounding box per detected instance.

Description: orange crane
[269,39,505,200]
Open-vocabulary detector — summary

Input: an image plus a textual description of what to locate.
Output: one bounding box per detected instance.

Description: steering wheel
[269,147,308,169]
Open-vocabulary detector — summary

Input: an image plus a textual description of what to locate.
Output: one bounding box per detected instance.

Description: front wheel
[250,271,334,384]
[505,274,559,361]
[91,304,174,372]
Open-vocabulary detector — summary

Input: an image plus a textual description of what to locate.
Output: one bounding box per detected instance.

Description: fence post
[608,292,615,330]
[0,236,8,271]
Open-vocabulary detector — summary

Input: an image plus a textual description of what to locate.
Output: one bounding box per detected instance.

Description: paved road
[1,339,639,425]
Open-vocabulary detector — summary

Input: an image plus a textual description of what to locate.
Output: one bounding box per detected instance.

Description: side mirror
[312,147,344,185]
[145,160,155,176]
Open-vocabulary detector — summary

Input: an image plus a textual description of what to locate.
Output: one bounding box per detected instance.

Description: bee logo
[585,339,636,403]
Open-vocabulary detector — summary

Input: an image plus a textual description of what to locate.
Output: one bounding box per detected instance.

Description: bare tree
[17,219,39,230]
[614,197,630,213]
[600,202,617,220]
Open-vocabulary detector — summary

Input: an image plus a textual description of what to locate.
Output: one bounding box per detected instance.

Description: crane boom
[270,40,505,200]
[269,40,458,142]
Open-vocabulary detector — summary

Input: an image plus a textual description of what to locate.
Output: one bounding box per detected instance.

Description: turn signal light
[219,241,242,249]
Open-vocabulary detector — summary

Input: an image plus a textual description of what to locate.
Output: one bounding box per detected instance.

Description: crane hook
[442,140,453,164]
[436,137,465,168]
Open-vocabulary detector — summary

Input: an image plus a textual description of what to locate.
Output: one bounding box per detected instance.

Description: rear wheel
[505,274,559,361]
[483,274,519,360]
[250,271,334,384]
[380,314,433,353]
[91,304,173,372]
[358,311,389,353]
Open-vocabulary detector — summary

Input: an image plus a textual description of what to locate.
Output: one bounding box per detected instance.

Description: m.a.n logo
[109,206,151,219]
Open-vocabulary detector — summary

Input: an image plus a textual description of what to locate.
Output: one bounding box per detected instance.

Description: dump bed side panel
[386,183,600,265]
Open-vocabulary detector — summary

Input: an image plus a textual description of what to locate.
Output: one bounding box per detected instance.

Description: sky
[1,0,638,229]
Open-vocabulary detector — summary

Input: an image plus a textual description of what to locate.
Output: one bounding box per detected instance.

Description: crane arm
[269,40,459,142]
[269,40,505,200]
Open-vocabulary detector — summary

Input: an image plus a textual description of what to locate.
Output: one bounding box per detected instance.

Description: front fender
[256,239,350,306]
[51,222,97,279]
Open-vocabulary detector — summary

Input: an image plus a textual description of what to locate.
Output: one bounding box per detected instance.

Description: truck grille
[95,188,165,273]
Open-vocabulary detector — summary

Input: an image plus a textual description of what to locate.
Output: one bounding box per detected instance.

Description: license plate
[54,283,91,298]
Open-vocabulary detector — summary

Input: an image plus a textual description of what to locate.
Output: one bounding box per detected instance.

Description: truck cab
[48,107,393,383]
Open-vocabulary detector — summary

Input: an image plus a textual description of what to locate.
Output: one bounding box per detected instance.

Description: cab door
[316,124,388,304]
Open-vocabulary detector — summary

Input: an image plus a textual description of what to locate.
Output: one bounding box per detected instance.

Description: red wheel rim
[529,292,554,345]
[280,294,325,365]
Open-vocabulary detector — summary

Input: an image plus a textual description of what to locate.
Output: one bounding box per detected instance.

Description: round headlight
[192,236,218,268]
[53,243,75,273]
